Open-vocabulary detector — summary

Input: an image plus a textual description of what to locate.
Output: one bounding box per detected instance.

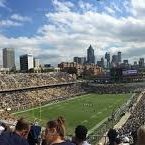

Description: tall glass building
[20,54,34,72]
[3,48,15,70]
[87,45,95,64]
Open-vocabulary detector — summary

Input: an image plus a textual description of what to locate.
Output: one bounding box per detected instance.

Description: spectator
[137,125,145,145]
[45,117,74,145]
[130,131,137,145]
[28,122,41,145]
[0,125,5,135]
[0,118,30,145]
[122,137,130,145]
[72,125,90,145]
[107,129,118,145]
[0,123,10,134]
[114,138,122,145]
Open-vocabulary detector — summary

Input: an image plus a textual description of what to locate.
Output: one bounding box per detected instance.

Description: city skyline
[1,45,145,70]
[0,0,145,66]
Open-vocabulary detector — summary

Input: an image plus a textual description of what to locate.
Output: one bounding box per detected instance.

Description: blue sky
[0,0,145,67]
[0,0,129,38]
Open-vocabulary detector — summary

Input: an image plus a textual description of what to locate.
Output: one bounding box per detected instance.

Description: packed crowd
[86,83,145,94]
[0,84,85,121]
[106,126,145,145]
[0,72,83,122]
[102,92,145,145]
[118,93,145,142]
[0,72,76,91]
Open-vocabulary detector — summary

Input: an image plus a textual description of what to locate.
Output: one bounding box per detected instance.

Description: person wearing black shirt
[72,125,90,145]
[28,123,41,145]
[0,118,30,145]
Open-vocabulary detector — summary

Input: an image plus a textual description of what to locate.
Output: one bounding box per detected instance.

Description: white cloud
[0,0,11,11]
[52,0,74,12]
[111,2,122,14]
[0,19,22,27]
[0,0,6,7]
[11,14,32,22]
[38,0,145,63]
[123,1,131,13]
[1,0,145,66]
[0,14,31,28]
[78,0,96,12]
[130,0,145,17]
[105,7,115,15]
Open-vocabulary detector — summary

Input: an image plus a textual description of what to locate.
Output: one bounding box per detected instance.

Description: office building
[20,54,34,72]
[3,48,15,70]
[134,61,138,66]
[139,58,144,67]
[123,60,129,65]
[73,57,86,64]
[111,55,118,67]
[105,52,110,69]
[97,57,104,68]
[87,45,95,64]
[34,58,40,68]
[118,52,122,64]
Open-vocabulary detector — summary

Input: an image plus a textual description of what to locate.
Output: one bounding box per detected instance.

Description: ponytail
[57,116,65,126]
[57,116,65,139]
[47,116,66,139]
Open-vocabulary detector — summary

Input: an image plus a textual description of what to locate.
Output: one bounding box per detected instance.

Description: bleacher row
[86,83,145,94]
[0,72,76,91]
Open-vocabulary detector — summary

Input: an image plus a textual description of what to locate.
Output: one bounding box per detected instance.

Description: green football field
[14,93,132,135]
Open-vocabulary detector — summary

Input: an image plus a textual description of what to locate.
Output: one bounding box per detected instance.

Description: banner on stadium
[122,70,138,76]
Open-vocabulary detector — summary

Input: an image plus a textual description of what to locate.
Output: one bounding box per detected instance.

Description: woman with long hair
[44,116,74,145]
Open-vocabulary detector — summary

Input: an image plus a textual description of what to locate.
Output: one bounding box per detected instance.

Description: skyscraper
[34,58,40,68]
[122,59,129,68]
[123,60,129,65]
[3,48,15,70]
[118,52,122,64]
[139,58,144,68]
[105,52,110,69]
[73,57,86,64]
[101,57,104,68]
[111,55,118,67]
[20,54,34,72]
[97,57,104,68]
[87,45,95,64]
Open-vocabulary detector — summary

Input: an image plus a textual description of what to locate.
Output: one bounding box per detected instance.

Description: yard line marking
[82,120,88,123]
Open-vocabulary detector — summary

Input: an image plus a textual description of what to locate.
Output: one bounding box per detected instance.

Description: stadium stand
[0,72,76,91]
[118,93,145,141]
[85,82,145,94]
[1,72,145,145]
[0,72,85,123]
[99,92,145,145]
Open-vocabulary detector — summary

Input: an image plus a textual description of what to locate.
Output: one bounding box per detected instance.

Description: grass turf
[14,93,132,135]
